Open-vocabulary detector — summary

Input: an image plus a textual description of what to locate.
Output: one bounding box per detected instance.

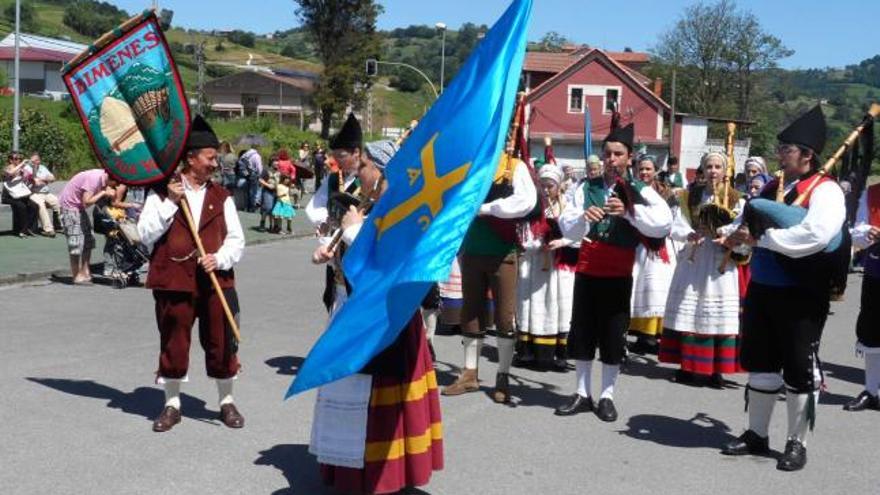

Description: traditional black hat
[603,123,635,152]
[777,104,827,154]
[186,114,220,150]
[329,113,363,150]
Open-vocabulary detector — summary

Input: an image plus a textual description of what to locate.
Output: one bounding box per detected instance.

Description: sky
[113,0,879,70]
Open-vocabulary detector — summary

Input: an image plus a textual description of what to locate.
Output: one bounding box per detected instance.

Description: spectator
[275,149,296,178]
[24,153,61,237]
[272,174,296,235]
[2,151,38,238]
[298,142,310,162]
[218,141,237,191]
[257,160,278,232]
[666,155,688,189]
[313,144,326,192]
[239,148,263,212]
[58,168,117,284]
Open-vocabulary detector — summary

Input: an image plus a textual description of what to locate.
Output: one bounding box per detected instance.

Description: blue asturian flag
[287,0,533,397]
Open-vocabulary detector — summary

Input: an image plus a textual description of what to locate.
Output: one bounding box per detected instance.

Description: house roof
[0,33,85,62]
[526,48,669,111]
[523,46,649,73]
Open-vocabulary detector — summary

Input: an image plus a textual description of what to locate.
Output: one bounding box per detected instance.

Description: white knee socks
[496,337,515,374]
[164,379,181,410]
[786,391,816,445]
[600,363,619,400]
[217,378,235,406]
[423,309,440,344]
[575,360,592,398]
[463,337,483,370]
[747,389,777,438]
[865,352,880,396]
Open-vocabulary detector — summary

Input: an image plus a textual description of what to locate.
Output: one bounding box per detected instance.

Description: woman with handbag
[2,152,38,238]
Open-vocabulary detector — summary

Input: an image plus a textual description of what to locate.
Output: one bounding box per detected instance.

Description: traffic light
[365,59,378,77]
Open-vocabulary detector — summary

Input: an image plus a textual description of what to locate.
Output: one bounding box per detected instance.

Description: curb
[0,233,315,287]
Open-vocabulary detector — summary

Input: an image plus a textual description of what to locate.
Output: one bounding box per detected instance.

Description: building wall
[528,59,663,144]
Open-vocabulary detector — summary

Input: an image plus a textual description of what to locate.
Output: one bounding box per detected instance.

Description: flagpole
[13,0,20,152]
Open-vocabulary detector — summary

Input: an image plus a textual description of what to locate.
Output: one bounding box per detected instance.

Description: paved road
[1,237,875,494]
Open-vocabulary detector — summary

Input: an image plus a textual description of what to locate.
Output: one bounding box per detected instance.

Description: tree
[727,11,793,120]
[3,3,36,32]
[538,31,570,52]
[227,30,256,48]
[63,1,128,38]
[293,0,383,138]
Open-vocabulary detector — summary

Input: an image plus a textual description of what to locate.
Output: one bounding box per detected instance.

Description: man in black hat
[720,105,846,471]
[306,113,365,312]
[137,115,246,432]
[553,124,672,422]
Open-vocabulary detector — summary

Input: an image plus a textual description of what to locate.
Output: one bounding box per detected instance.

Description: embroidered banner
[62,11,190,186]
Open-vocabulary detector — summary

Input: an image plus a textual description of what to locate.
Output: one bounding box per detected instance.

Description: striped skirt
[658,329,741,375]
[320,316,444,494]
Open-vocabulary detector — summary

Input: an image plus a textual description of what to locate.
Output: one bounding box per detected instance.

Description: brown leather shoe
[219,403,245,429]
[441,368,479,396]
[492,372,511,404]
[152,406,181,432]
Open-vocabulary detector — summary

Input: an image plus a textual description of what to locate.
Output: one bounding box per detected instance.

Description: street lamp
[12,0,20,152]
[435,22,446,94]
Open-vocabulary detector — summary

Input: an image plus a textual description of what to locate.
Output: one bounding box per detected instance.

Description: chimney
[653,77,663,97]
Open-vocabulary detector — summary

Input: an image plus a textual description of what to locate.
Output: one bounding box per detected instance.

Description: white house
[0,33,86,97]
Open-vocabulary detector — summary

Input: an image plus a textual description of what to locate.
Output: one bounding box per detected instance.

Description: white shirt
[753,180,845,258]
[851,187,875,250]
[137,177,245,271]
[559,177,673,243]
[477,160,537,219]
[306,173,358,227]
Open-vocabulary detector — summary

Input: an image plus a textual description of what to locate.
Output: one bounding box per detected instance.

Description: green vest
[462,217,517,256]
[583,177,644,248]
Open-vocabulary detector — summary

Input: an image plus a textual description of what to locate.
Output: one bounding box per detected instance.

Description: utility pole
[436,22,447,94]
[278,82,283,124]
[196,41,205,115]
[13,0,21,152]
[366,89,373,138]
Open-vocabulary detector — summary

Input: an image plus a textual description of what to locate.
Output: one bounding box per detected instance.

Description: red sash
[576,241,636,278]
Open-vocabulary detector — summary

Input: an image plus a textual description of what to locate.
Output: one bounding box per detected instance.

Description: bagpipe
[735,103,880,254]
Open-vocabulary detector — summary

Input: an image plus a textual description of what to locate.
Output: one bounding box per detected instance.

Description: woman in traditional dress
[628,156,678,355]
[308,140,443,494]
[515,164,577,371]
[659,151,742,388]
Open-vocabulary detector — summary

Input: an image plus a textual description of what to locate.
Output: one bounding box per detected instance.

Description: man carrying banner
[554,124,672,422]
[137,115,246,432]
[441,146,538,404]
[308,140,443,494]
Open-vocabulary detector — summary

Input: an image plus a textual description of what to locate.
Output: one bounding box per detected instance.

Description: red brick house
[523,46,751,176]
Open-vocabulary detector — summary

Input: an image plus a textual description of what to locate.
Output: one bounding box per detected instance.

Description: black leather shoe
[721,430,770,456]
[707,373,725,389]
[843,390,880,411]
[554,394,593,416]
[672,369,695,384]
[776,439,807,471]
[551,357,570,373]
[595,398,618,422]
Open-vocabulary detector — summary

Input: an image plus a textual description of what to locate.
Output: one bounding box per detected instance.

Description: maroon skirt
[320,315,444,494]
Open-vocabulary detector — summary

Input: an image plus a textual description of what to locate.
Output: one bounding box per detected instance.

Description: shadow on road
[618,412,738,450]
[26,377,219,425]
[254,444,330,495]
[265,356,306,376]
[822,360,864,387]
[254,443,434,494]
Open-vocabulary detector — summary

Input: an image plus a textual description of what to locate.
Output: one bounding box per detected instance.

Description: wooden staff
[792,102,880,207]
[717,123,738,272]
[179,197,241,343]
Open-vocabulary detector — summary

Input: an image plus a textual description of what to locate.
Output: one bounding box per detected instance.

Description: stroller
[93,204,149,289]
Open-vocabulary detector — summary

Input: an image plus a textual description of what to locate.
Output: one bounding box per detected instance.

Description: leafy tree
[3,2,37,32]
[538,31,570,52]
[63,1,128,38]
[227,30,256,48]
[293,0,383,138]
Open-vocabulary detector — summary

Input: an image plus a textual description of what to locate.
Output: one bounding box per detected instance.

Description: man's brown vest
[146,183,235,292]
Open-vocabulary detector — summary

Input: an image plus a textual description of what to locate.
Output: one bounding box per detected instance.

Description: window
[568,87,583,113]
[605,88,619,113]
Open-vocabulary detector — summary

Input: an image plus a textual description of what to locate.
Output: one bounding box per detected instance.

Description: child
[271,174,296,235]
